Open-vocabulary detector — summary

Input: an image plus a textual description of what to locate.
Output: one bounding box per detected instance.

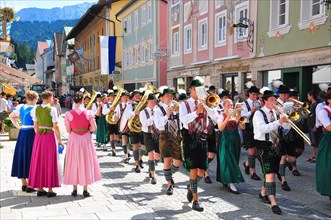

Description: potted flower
[3,116,20,140]
[0,7,15,40]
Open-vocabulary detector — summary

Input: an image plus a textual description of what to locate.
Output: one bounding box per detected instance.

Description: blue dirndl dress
[11,105,36,179]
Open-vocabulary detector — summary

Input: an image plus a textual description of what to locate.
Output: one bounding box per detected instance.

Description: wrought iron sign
[233,18,254,53]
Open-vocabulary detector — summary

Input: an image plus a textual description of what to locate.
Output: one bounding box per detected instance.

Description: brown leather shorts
[159,131,181,160]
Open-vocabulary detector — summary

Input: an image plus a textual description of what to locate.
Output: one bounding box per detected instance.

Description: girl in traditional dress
[316,91,331,200]
[10,91,39,192]
[217,99,245,194]
[29,91,62,197]
[63,92,101,197]
[96,96,109,150]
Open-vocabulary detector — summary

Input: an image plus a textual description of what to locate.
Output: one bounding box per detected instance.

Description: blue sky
[1,0,96,12]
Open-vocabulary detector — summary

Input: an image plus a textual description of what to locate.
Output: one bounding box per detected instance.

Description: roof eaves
[115,0,137,18]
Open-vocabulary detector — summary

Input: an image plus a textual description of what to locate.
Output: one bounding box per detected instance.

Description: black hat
[96,94,102,98]
[219,90,230,98]
[84,95,91,100]
[209,85,216,91]
[289,90,298,97]
[278,85,290,94]
[178,93,188,101]
[262,90,278,99]
[189,79,203,88]
[147,93,157,101]
[248,86,260,94]
[162,88,176,96]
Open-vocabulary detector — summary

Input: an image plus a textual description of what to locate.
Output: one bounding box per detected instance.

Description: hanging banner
[100,36,117,75]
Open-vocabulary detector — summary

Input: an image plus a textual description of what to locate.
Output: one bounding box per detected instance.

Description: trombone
[273,104,312,146]
[288,98,312,116]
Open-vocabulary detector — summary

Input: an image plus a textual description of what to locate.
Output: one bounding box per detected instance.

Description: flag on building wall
[100,36,117,75]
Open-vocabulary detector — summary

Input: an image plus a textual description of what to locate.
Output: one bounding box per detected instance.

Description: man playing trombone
[253,90,289,215]
[242,85,261,181]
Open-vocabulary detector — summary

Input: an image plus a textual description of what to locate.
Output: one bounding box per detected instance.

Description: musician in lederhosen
[155,88,181,195]
[242,86,262,181]
[253,90,288,215]
[124,89,146,173]
[116,91,131,163]
[203,91,217,184]
[180,79,210,212]
[102,90,119,155]
[92,93,102,147]
[276,85,296,191]
[287,89,305,176]
[140,93,160,185]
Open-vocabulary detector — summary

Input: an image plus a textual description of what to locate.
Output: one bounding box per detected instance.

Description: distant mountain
[16,2,94,22]
[10,19,79,50]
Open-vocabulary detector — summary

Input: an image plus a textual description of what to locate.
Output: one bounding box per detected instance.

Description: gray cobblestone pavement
[1,108,330,219]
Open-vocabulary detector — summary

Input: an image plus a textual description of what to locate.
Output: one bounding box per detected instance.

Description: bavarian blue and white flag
[100,36,117,75]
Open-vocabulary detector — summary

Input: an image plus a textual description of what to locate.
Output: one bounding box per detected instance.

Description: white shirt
[91,102,102,115]
[102,102,112,115]
[179,97,211,130]
[154,102,170,131]
[30,104,58,123]
[114,102,127,119]
[0,98,8,112]
[140,106,155,133]
[317,106,331,129]
[253,106,281,141]
[120,102,135,132]
[241,98,254,119]
[315,102,326,128]
[13,104,34,118]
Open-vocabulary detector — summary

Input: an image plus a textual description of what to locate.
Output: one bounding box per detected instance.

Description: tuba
[106,88,124,124]
[128,84,158,133]
[86,90,97,110]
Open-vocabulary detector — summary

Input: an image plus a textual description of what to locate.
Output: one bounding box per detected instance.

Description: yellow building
[66,0,129,91]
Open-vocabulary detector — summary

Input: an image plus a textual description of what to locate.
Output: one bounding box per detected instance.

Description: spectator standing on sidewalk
[0,92,9,134]
[10,91,39,193]
[28,91,63,197]
[63,91,101,197]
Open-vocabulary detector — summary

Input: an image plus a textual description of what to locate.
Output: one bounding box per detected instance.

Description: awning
[0,70,30,87]
[1,83,17,95]
[0,63,41,85]
[313,65,331,83]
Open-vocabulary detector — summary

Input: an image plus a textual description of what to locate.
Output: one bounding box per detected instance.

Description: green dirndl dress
[217,120,244,184]
[96,115,109,143]
[316,131,331,196]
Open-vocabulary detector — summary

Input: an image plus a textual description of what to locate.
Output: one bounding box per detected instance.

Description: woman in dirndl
[63,91,101,197]
[29,91,63,197]
[10,91,39,192]
[96,96,109,149]
[316,90,331,200]
[217,99,245,194]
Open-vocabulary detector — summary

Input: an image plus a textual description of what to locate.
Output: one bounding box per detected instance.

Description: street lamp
[233,18,254,53]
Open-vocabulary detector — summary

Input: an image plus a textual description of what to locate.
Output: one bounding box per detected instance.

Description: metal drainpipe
[41,54,45,85]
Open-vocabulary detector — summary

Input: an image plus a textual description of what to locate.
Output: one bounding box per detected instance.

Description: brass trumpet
[169,100,180,112]
[228,106,247,124]
[273,104,312,146]
[288,98,312,116]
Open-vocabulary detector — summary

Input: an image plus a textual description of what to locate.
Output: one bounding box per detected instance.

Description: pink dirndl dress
[63,108,102,185]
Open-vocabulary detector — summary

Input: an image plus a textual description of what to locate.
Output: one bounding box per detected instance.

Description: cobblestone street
[1,109,330,219]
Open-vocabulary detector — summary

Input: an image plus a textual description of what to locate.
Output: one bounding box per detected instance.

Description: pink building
[167,0,257,96]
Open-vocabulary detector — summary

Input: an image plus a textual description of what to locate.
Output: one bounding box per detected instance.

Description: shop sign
[219,64,250,72]
[180,69,199,76]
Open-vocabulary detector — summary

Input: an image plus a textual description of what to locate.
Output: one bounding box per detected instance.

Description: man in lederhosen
[116,91,131,163]
[242,86,262,181]
[124,89,146,173]
[102,90,119,154]
[276,85,295,191]
[140,93,160,184]
[180,79,210,212]
[253,90,288,215]
[155,88,181,195]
